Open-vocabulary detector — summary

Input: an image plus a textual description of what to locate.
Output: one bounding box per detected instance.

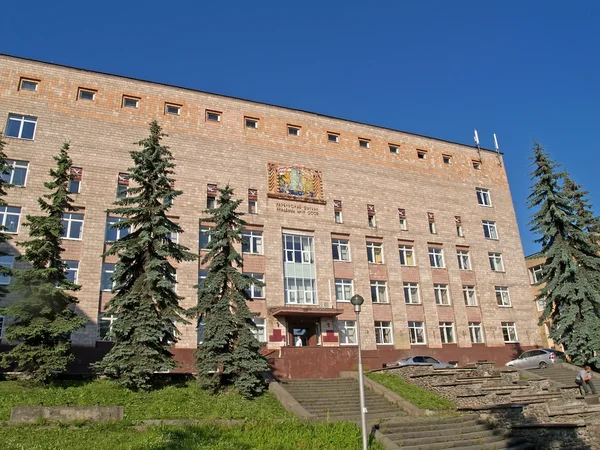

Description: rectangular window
[501,322,518,343]
[20,79,38,91]
[283,234,317,305]
[288,125,301,136]
[371,280,388,303]
[442,155,452,165]
[0,255,14,285]
[248,200,258,214]
[456,224,464,237]
[105,217,131,242]
[536,298,547,312]
[242,230,263,254]
[2,160,29,186]
[404,282,420,304]
[463,285,478,306]
[417,150,427,160]
[483,220,498,239]
[245,117,258,129]
[366,242,384,264]
[166,230,179,243]
[439,322,455,343]
[489,252,505,272]
[197,318,205,344]
[399,245,415,266]
[69,178,81,194]
[206,195,216,210]
[0,206,21,233]
[78,88,96,101]
[339,320,357,345]
[334,210,343,224]
[60,212,84,240]
[434,284,451,305]
[198,269,208,289]
[529,265,544,284]
[327,132,339,143]
[206,110,221,122]
[399,218,407,230]
[375,321,393,344]
[476,188,492,207]
[335,278,354,302]
[428,247,444,268]
[473,161,481,170]
[6,114,37,140]
[245,273,265,299]
[116,184,127,198]
[64,260,79,284]
[368,214,376,228]
[495,286,511,307]
[331,239,351,262]
[101,263,116,291]
[252,318,266,343]
[469,322,484,343]
[98,313,118,341]
[359,139,370,149]
[429,221,436,234]
[408,321,426,344]
[122,96,139,108]
[389,145,399,154]
[199,226,213,250]
[457,250,471,270]
[165,103,181,115]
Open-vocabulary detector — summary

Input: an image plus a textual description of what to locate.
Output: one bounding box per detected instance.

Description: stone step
[313,411,405,422]
[393,432,509,449]
[381,417,481,433]
[305,404,402,415]
[301,399,399,408]
[386,422,493,439]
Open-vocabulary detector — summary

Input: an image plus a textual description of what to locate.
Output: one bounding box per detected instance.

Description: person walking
[575,366,597,396]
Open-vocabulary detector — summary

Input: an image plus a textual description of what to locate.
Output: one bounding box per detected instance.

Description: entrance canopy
[270,306,343,318]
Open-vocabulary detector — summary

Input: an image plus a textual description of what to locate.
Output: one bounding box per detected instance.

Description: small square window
[328,133,339,143]
[78,89,96,101]
[389,145,399,154]
[473,161,481,170]
[245,117,258,129]
[165,104,181,115]
[123,96,139,108]
[20,79,39,91]
[206,111,221,122]
[288,125,301,136]
[359,139,370,149]
[417,150,427,160]
[443,155,452,164]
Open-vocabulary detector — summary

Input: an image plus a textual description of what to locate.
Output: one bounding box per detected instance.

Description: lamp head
[350,294,364,313]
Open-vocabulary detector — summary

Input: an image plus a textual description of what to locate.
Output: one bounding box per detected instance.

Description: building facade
[525,253,557,349]
[0,54,541,377]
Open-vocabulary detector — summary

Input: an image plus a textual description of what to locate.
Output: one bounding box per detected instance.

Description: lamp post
[350,294,368,450]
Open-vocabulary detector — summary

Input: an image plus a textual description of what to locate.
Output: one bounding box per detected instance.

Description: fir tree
[0,133,12,298]
[94,121,197,390]
[528,140,600,366]
[190,185,268,398]
[564,174,600,234]
[0,143,88,382]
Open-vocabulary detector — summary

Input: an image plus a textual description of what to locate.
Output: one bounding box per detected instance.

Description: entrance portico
[270,306,343,347]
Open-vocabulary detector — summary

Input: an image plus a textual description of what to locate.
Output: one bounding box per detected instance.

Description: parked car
[383,355,455,369]
[505,349,566,370]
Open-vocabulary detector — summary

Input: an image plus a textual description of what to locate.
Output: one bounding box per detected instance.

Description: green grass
[0,379,289,421]
[0,421,385,450]
[366,372,456,410]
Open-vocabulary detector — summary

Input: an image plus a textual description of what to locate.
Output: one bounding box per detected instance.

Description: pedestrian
[575,365,597,396]
[295,335,303,347]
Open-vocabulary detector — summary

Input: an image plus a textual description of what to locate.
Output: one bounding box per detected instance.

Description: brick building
[0,54,541,378]
[525,253,558,349]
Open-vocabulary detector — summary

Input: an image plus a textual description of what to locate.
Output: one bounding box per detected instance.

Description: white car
[383,355,455,369]
[505,349,566,370]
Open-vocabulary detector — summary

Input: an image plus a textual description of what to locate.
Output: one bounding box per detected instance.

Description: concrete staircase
[525,365,579,387]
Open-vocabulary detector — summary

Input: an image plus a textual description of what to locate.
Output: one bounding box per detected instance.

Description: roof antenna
[493,133,502,166]
[474,129,482,161]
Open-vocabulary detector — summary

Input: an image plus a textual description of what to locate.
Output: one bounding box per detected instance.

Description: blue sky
[2,1,598,256]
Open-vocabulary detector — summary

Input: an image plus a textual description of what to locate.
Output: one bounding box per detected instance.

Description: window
[198,269,208,289]
[463,285,478,306]
[245,273,265,299]
[248,200,258,215]
[20,79,38,91]
[399,218,407,230]
[366,242,384,264]
[122,96,139,108]
[399,245,415,266]
[483,221,498,239]
[335,279,354,302]
[197,318,205,344]
[101,263,116,291]
[439,322,455,343]
[408,321,426,344]
[105,217,131,242]
[0,206,21,233]
[69,178,81,194]
[331,239,351,262]
[339,320,357,345]
[206,196,216,210]
[245,117,258,129]
[368,215,376,228]
[434,284,451,305]
[2,160,29,186]
[327,133,339,143]
[199,226,213,250]
[404,282,420,304]
[442,155,452,165]
[501,322,518,343]
[64,260,79,284]
[456,224,464,237]
[98,314,118,341]
[116,184,127,198]
[165,230,179,243]
[473,161,481,170]
[495,286,511,307]
[359,139,370,149]
[529,265,544,284]
[283,234,317,304]
[428,247,444,268]
[476,188,492,207]
[457,250,471,270]
[334,210,343,224]
[371,281,388,303]
[6,114,37,140]
[78,89,96,101]
[165,103,181,115]
[389,145,399,154]
[252,317,266,343]
[536,298,547,312]
[0,315,4,339]
[417,150,427,160]
[469,322,484,343]
[375,321,392,344]
[206,110,221,122]
[0,255,14,285]
[242,230,263,254]
[489,253,505,272]
[288,125,300,136]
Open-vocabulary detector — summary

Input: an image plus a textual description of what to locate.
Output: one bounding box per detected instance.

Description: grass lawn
[366,372,456,410]
[0,379,289,421]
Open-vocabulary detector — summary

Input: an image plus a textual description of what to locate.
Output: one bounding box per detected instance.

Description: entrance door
[288,319,320,347]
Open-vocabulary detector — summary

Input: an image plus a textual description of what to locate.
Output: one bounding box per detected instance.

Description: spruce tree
[0,143,88,382]
[190,185,268,398]
[528,140,600,366]
[94,121,197,390]
[0,133,12,298]
[564,174,600,234]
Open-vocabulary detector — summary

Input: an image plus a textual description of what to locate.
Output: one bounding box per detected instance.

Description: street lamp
[350,294,368,450]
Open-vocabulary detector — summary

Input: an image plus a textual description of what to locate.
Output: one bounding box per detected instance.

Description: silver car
[383,355,455,369]
[505,348,566,370]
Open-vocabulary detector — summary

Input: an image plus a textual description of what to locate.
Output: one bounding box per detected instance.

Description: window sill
[340,343,358,346]
[405,302,422,306]
[410,342,427,346]
[497,305,513,308]
[436,304,452,307]
[5,136,35,141]
[376,343,394,346]
[373,302,390,305]
[368,262,385,265]
[333,259,352,263]
[504,341,519,344]
[465,304,479,308]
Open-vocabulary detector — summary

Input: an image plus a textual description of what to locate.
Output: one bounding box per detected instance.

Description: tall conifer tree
[564,174,600,234]
[190,185,268,398]
[0,133,12,298]
[528,141,600,366]
[94,121,196,390]
[0,143,88,382]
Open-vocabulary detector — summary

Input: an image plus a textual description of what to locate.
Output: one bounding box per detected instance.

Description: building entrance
[288,318,320,347]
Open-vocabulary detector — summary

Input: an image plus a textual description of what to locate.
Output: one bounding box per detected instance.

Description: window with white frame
[399,218,407,230]
[483,220,498,239]
[79,88,96,101]
[429,221,436,234]
[476,188,492,207]
[252,317,266,343]
[463,285,478,306]
[366,241,384,264]
[105,217,131,242]
[20,79,38,91]
[0,255,14,285]
[359,139,370,149]
[338,320,357,345]
[529,265,544,284]
[489,252,505,272]
[501,322,518,343]
[199,226,212,250]
[166,230,179,243]
[434,284,451,305]
[242,230,263,254]
[198,269,208,290]
[399,245,415,266]
[288,125,301,136]
[64,260,79,284]
[165,103,181,115]
[2,160,29,186]
[248,199,258,215]
[122,96,139,108]
[61,213,84,240]
[6,114,37,140]
[439,322,455,343]
[101,263,116,291]
[197,318,205,344]
[245,273,265,298]
[327,132,339,143]
[206,110,221,122]
[0,315,4,339]
[332,239,351,262]
[368,213,376,228]
[371,280,388,303]
[536,297,547,312]
[457,250,471,270]
[283,234,317,304]
[98,313,118,341]
[334,210,343,224]
[335,278,354,302]
[428,247,444,268]
[469,322,484,343]
[245,117,259,129]
[456,224,464,237]
[404,282,420,304]
[495,286,511,307]
[408,321,426,344]
[375,321,393,344]
[69,178,81,194]
[206,195,216,210]
[0,206,21,233]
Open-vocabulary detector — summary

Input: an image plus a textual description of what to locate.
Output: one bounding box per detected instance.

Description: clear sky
[2,1,598,256]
